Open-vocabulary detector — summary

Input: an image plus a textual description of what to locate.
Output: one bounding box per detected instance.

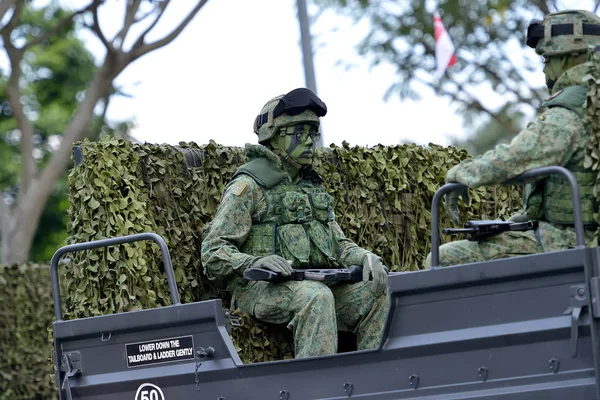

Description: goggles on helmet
[255,88,327,129]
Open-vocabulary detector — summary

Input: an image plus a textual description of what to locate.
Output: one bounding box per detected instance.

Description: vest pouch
[310,192,335,223]
[240,223,276,257]
[306,221,338,267]
[544,171,598,226]
[280,192,312,224]
[305,220,334,261]
[524,181,544,220]
[277,224,310,267]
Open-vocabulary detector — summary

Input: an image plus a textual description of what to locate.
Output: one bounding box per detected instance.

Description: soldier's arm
[446,107,586,187]
[201,175,264,280]
[330,220,370,267]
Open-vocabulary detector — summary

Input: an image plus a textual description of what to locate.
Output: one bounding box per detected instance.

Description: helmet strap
[277,132,303,171]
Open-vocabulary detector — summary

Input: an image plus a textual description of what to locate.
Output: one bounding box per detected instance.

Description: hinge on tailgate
[59,351,82,400]
[223,308,241,334]
[589,277,600,318]
[563,284,588,358]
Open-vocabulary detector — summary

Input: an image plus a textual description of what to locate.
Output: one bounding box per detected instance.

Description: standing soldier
[425,10,600,268]
[201,88,389,358]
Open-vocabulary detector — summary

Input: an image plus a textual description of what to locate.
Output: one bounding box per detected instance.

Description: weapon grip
[347,265,362,283]
[243,267,281,282]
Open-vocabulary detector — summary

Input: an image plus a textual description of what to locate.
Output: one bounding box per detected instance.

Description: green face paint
[542,54,587,91]
[280,123,320,166]
[543,56,566,90]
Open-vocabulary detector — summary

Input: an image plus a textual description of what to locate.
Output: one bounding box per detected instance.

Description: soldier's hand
[508,212,529,222]
[253,255,294,276]
[443,187,470,225]
[363,253,388,296]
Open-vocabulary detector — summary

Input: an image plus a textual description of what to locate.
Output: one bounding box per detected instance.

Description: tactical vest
[524,85,598,227]
[233,158,340,268]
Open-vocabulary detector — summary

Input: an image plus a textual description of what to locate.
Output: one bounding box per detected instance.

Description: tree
[0,0,209,264]
[0,3,134,263]
[450,105,526,156]
[312,0,600,135]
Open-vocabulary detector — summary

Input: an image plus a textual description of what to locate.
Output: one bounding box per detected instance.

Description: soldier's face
[542,53,586,91]
[280,123,320,165]
[543,56,565,90]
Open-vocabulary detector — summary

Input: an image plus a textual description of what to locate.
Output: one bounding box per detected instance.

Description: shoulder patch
[230,181,248,196]
[544,89,563,102]
[541,85,588,112]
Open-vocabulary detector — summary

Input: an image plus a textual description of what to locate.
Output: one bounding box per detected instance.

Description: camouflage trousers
[232,279,390,358]
[423,221,596,268]
[424,230,543,268]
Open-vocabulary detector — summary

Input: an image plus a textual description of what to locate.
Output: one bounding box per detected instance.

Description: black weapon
[442,220,539,241]
[243,265,364,283]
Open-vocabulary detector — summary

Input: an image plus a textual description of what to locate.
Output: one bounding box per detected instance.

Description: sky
[60,0,469,148]
[49,0,598,149]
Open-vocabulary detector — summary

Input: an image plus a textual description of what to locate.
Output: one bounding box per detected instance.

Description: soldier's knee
[295,281,334,308]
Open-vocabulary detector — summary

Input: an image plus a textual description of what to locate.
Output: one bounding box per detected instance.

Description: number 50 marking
[135,383,165,400]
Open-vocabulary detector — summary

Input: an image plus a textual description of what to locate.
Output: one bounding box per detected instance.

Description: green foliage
[314,142,523,268]
[311,0,555,131]
[30,180,71,262]
[0,2,132,263]
[65,139,522,362]
[0,263,57,400]
[584,49,600,237]
[451,105,525,155]
[66,138,157,318]
[229,308,295,361]
[0,4,97,165]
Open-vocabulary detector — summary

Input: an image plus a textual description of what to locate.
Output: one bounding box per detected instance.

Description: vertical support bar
[430,182,465,268]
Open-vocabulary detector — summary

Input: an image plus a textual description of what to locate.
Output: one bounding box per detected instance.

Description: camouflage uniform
[425,10,600,268]
[201,143,389,358]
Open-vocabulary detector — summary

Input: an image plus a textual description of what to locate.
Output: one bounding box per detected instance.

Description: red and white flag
[433,11,457,78]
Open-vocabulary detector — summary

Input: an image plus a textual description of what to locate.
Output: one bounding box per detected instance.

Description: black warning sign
[125,335,195,368]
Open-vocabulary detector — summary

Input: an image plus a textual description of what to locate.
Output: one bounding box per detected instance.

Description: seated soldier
[425,10,600,268]
[201,88,389,358]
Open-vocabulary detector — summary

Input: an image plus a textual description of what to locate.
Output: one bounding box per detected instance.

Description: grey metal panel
[54,248,599,399]
[53,299,226,340]
[391,248,586,294]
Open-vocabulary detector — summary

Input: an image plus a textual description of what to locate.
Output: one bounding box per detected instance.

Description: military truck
[50,166,600,399]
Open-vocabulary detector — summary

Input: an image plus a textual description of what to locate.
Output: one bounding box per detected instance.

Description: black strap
[255,88,326,128]
[528,23,600,47]
[256,112,268,128]
[256,101,297,128]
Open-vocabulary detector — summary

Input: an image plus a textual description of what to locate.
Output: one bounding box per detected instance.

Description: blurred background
[0,0,597,264]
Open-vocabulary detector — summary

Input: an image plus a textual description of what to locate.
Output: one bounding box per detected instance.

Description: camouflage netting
[0,263,58,400]
[64,138,523,362]
[584,48,600,238]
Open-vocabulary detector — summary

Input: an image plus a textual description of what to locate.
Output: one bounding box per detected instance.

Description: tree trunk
[0,187,47,265]
[0,64,115,265]
[0,1,207,265]
[1,219,33,265]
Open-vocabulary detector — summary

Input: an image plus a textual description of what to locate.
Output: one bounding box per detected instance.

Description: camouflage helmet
[526,10,600,57]
[253,88,327,144]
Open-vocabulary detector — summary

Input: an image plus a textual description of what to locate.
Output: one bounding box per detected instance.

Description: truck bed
[52,246,600,399]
